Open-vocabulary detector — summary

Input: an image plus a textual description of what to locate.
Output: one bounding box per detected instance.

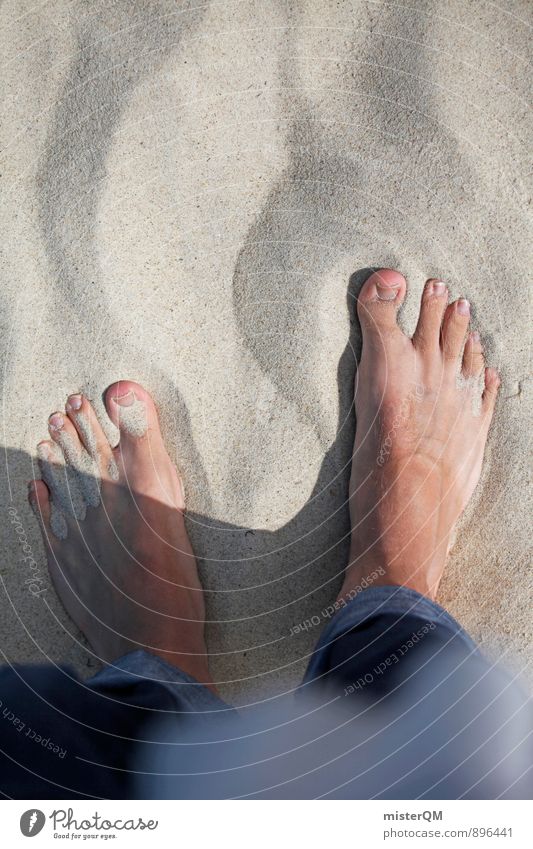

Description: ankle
[339,557,441,603]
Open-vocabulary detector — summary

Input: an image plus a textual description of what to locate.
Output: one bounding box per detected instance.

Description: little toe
[482,367,501,417]
[36,440,79,531]
[413,279,448,354]
[28,479,51,525]
[38,437,88,520]
[441,298,471,365]
[357,268,407,335]
[462,331,485,379]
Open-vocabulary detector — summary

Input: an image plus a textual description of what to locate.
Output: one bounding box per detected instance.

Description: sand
[0,0,531,704]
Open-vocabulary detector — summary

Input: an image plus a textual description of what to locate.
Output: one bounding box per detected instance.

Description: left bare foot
[30,380,213,687]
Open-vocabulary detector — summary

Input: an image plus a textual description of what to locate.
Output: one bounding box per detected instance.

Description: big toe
[104,380,183,508]
[357,268,407,334]
[104,381,160,443]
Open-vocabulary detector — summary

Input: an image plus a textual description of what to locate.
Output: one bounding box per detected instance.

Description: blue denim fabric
[90,586,478,706]
[2,587,530,798]
[302,584,479,686]
[89,649,229,713]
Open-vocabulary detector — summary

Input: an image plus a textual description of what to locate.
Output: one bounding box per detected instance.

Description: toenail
[48,413,64,431]
[376,282,401,301]
[457,298,470,316]
[471,331,480,343]
[112,389,135,407]
[432,281,446,295]
[66,394,82,411]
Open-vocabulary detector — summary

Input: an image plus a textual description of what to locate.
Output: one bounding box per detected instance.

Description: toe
[412,279,448,353]
[37,438,87,520]
[48,411,84,465]
[461,331,485,379]
[65,393,114,476]
[28,479,51,525]
[104,380,159,442]
[49,408,103,509]
[441,298,471,364]
[37,439,62,480]
[482,367,501,416]
[357,268,407,334]
[104,380,184,507]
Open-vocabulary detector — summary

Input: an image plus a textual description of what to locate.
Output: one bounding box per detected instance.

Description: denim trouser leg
[1,586,531,799]
[95,587,478,710]
[0,649,230,798]
[302,584,479,697]
[135,586,531,799]
[89,649,229,711]
[297,585,532,799]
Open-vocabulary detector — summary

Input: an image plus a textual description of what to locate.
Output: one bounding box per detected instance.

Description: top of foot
[341,269,499,600]
[30,381,213,686]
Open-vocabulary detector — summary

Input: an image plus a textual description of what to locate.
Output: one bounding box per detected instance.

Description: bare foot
[341,269,500,601]
[29,381,213,687]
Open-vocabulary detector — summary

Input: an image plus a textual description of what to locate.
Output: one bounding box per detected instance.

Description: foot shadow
[0,270,378,705]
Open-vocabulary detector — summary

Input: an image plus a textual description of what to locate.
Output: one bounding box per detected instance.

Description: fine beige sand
[0,0,531,703]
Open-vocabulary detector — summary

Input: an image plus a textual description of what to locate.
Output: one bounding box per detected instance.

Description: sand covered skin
[0,0,531,701]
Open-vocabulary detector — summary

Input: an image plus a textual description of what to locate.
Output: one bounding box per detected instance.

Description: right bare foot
[29,381,213,688]
[341,269,500,601]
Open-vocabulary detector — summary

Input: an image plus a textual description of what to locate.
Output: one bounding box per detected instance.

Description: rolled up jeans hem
[88,649,229,713]
[302,584,479,686]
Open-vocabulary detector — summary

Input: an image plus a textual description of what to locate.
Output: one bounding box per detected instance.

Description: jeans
[1,587,531,799]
